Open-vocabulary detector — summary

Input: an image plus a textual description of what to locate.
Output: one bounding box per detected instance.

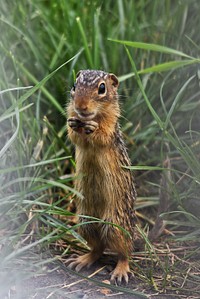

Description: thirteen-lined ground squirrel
[67,70,137,284]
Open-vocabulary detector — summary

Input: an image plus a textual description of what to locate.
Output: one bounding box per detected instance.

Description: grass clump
[0,0,200,298]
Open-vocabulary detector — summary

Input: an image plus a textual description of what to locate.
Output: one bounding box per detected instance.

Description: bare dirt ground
[8,245,200,299]
[12,263,175,299]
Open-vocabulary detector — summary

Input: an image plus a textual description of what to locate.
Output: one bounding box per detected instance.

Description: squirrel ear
[108,73,119,88]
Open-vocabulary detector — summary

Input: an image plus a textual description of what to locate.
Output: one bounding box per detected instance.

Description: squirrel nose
[75,104,90,118]
[75,105,88,113]
[75,98,88,113]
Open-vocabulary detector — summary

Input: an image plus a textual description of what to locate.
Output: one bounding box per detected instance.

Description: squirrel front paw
[68,117,85,132]
[68,117,98,134]
[83,120,99,134]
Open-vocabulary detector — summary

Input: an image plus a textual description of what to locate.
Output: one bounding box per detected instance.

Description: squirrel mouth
[77,112,96,120]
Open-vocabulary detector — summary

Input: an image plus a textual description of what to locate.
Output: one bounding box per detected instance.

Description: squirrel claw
[66,256,85,272]
[66,253,98,272]
[68,117,85,131]
[83,120,99,134]
[110,259,132,285]
[68,117,98,134]
[111,270,132,285]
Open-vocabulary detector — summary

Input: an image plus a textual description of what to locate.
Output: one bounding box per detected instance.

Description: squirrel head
[70,70,120,121]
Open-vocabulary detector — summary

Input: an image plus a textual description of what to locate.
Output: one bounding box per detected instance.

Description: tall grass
[0,0,200,297]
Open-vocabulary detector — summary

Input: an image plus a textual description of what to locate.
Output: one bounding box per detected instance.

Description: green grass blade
[0,156,71,175]
[108,38,196,60]
[0,103,33,123]
[76,17,94,68]
[3,230,58,263]
[118,60,196,82]
[49,33,66,70]
[1,49,82,115]
[93,8,101,68]
[0,107,19,158]
[0,86,33,96]
[0,16,43,62]
[139,60,197,74]
[164,75,196,129]
[125,46,164,129]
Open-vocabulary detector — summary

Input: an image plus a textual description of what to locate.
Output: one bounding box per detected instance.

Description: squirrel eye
[98,83,106,94]
[72,82,76,91]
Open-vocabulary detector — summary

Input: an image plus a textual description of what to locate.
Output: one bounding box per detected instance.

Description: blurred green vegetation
[0,0,200,297]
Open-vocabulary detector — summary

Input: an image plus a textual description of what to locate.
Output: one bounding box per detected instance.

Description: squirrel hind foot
[110,258,133,285]
[66,251,101,272]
